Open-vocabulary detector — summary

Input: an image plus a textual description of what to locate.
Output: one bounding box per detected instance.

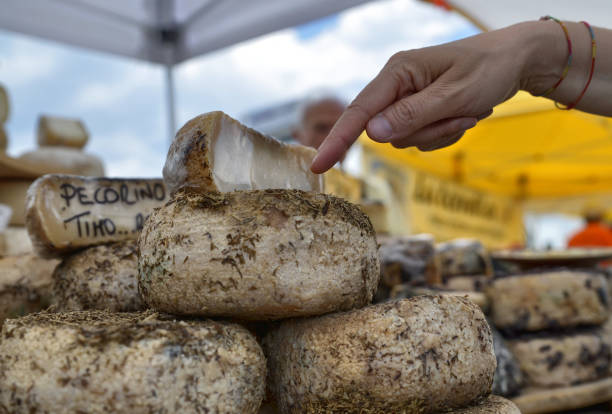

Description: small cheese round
[509,329,611,387]
[263,295,496,413]
[487,271,610,332]
[53,241,145,312]
[0,253,59,324]
[0,311,266,413]
[139,189,379,320]
[0,127,6,153]
[19,147,104,176]
[0,85,9,124]
[451,395,520,413]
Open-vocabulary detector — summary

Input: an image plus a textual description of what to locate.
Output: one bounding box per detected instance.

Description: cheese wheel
[509,329,611,387]
[443,275,490,292]
[378,234,437,288]
[163,111,322,195]
[139,189,379,320]
[53,241,144,312]
[0,85,8,124]
[0,179,32,226]
[0,254,59,324]
[487,271,610,332]
[491,326,523,397]
[451,395,520,413]
[263,296,496,413]
[0,311,266,413]
[0,127,6,153]
[0,226,33,256]
[26,175,168,257]
[390,284,490,312]
[37,115,88,148]
[19,147,104,177]
[436,239,491,277]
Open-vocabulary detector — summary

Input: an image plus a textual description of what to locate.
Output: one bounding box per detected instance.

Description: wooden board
[512,377,612,414]
[492,248,612,269]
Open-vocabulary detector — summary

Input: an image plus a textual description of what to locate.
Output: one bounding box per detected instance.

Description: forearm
[522,20,612,116]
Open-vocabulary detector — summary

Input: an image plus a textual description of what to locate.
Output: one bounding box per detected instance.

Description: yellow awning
[361,91,612,199]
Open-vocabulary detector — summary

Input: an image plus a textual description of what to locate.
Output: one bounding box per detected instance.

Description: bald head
[293,97,345,149]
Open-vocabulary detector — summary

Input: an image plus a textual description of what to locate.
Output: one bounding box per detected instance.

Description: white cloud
[0,36,61,86]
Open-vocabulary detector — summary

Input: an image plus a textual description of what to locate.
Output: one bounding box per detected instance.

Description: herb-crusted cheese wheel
[53,241,144,312]
[163,111,322,195]
[0,311,266,413]
[263,296,496,413]
[451,395,520,413]
[487,271,610,332]
[37,115,89,148]
[139,190,379,320]
[0,254,59,324]
[509,329,611,388]
[491,326,523,397]
[26,175,168,257]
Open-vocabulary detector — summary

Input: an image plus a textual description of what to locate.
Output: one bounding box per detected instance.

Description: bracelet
[539,16,572,96]
[557,21,597,110]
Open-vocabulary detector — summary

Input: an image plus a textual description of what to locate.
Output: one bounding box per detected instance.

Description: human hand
[310,21,565,173]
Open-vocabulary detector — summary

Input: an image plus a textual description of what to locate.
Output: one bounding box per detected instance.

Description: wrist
[516,20,569,96]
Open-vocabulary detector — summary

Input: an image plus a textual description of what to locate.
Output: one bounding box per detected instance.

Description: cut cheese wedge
[37,115,88,148]
[163,111,323,195]
[25,175,168,257]
[0,85,8,124]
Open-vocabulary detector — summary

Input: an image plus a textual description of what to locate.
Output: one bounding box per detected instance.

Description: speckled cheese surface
[487,271,610,332]
[138,189,380,320]
[263,295,496,414]
[53,240,145,312]
[509,329,611,387]
[163,111,322,195]
[0,311,266,413]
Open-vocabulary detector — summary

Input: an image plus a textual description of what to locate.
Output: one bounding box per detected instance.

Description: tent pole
[165,64,176,144]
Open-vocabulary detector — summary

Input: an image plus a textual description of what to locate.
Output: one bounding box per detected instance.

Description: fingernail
[368,115,393,141]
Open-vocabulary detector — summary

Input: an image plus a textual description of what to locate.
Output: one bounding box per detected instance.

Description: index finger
[310,70,402,174]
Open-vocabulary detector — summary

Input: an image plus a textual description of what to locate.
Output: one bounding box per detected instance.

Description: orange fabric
[568,222,612,247]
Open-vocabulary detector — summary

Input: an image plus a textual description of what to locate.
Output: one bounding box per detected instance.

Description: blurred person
[293,95,346,150]
[567,204,612,247]
[310,19,612,174]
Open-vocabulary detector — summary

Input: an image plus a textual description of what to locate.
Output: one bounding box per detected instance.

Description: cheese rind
[487,271,610,332]
[53,241,144,312]
[436,238,492,277]
[19,147,104,176]
[37,115,88,148]
[0,254,59,324]
[263,296,495,413]
[451,395,520,414]
[138,189,379,320]
[26,175,168,257]
[0,127,6,153]
[509,329,611,387]
[0,311,266,413]
[163,111,323,195]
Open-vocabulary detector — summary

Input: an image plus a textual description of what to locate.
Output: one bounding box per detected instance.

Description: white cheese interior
[44,117,87,143]
[212,116,322,192]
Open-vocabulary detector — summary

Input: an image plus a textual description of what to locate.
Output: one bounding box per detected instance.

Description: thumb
[366,84,455,142]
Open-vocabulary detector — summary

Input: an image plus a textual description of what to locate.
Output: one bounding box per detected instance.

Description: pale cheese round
[18,147,104,176]
[0,85,8,124]
[263,295,496,413]
[53,241,145,312]
[0,311,266,413]
[487,271,610,332]
[138,189,380,320]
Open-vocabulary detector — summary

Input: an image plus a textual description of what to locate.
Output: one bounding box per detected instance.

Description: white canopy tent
[0,0,376,138]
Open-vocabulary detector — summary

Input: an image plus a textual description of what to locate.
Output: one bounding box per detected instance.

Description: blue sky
[0,0,478,178]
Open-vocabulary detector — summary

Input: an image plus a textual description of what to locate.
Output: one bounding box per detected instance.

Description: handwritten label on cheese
[26,175,168,256]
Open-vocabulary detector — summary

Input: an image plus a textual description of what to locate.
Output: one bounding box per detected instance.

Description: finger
[368,75,461,143]
[390,117,476,149]
[311,69,407,174]
[477,109,494,121]
[418,131,464,152]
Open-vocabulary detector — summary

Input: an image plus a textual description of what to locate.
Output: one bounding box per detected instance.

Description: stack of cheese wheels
[25,175,171,312]
[136,112,514,413]
[435,238,493,290]
[487,269,612,413]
